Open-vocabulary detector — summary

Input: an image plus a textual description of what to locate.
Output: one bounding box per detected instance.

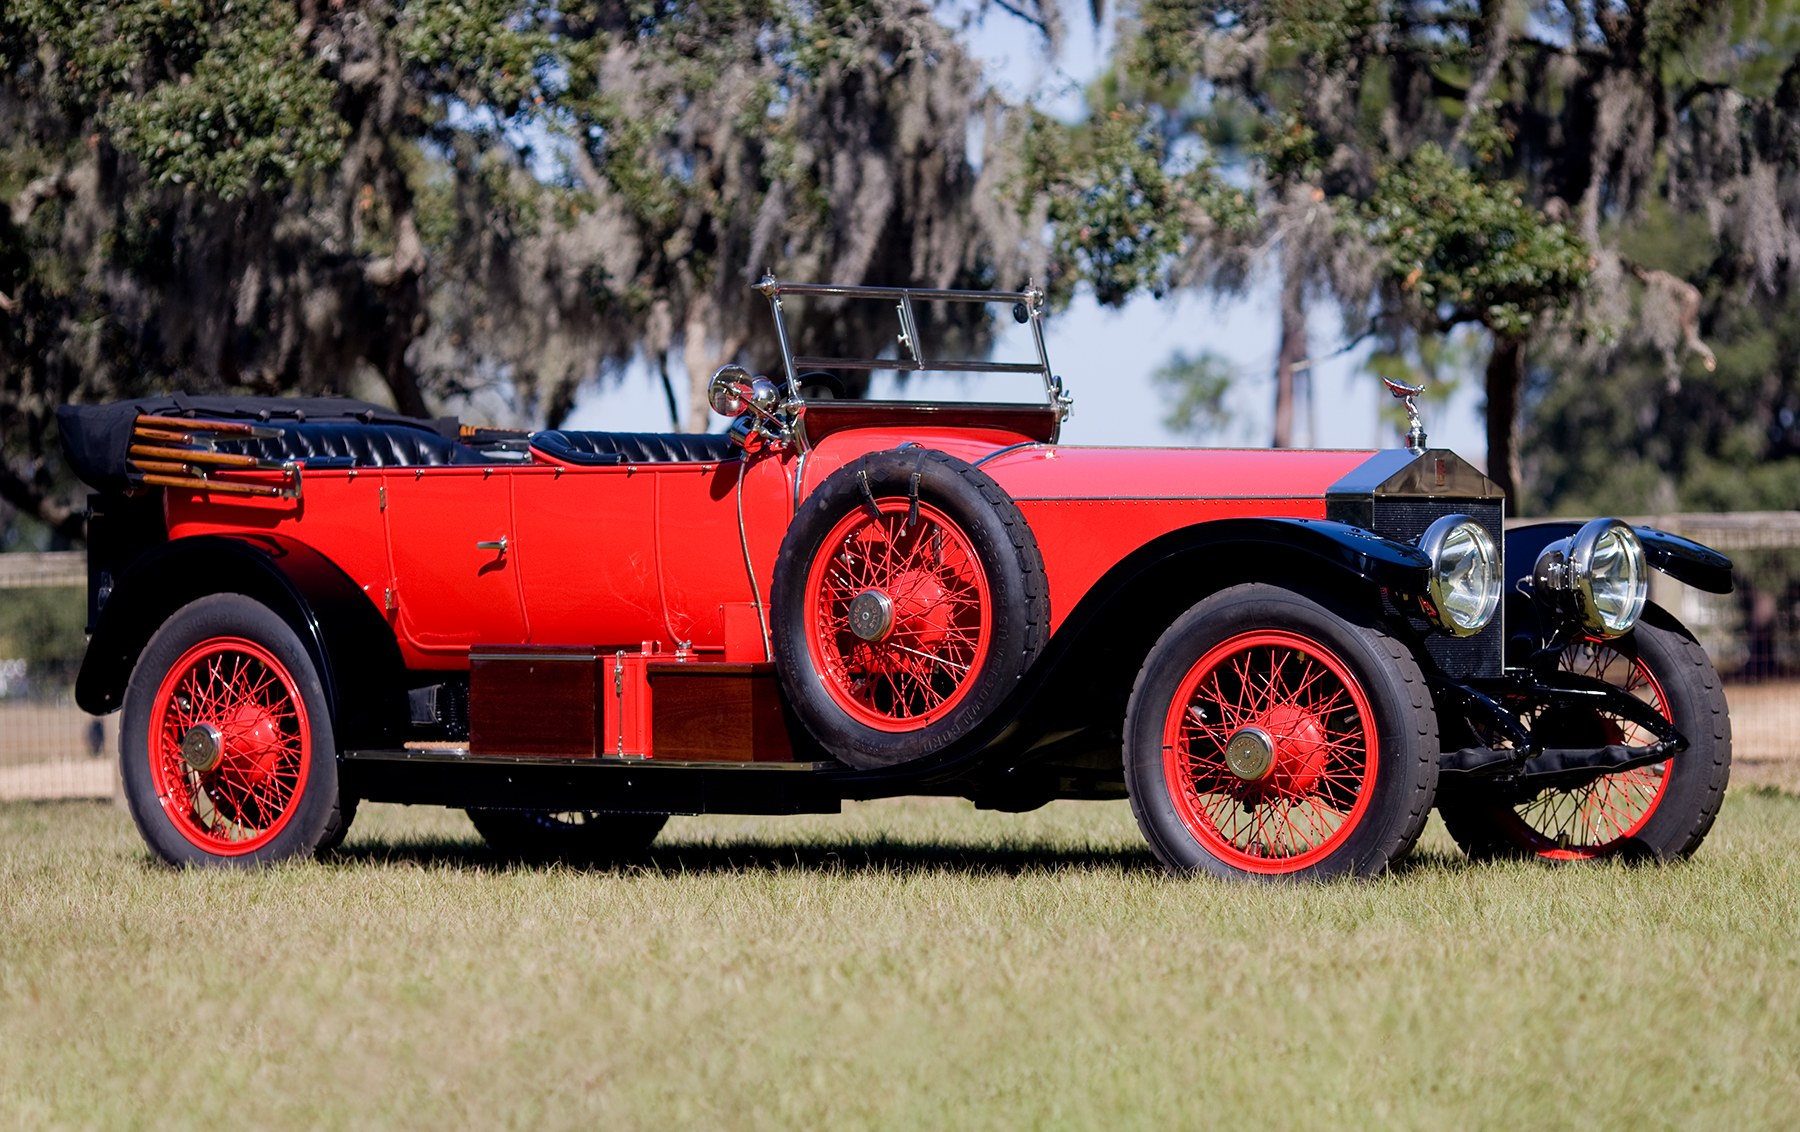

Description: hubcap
[180,723,224,773]
[1222,726,1275,781]
[848,590,895,642]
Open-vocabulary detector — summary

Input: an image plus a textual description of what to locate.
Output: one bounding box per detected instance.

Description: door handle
[476,537,508,554]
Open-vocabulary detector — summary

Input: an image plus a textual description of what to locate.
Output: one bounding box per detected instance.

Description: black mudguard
[77,534,408,746]
[813,516,1433,793]
[1506,522,1733,594]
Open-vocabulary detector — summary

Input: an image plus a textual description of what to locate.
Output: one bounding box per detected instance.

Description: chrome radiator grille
[1370,499,1505,680]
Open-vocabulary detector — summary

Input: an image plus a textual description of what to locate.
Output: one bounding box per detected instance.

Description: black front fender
[1506,522,1733,594]
[816,515,1435,792]
[1148,516,1434,591]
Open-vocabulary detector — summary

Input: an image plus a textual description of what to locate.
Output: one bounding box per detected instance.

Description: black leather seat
[530,430,737,465]
[215,422,486,467]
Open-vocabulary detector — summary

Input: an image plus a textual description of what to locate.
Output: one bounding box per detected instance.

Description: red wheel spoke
[805,500,993,731]
[147,638,312,856]
[1498,640,1672,858]
[1161,631,1376,873]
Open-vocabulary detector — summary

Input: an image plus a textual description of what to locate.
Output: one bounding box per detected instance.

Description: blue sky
[566,3,1488,460]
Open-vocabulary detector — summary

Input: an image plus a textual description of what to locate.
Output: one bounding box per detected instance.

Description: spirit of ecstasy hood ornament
[1382,377,1427,453]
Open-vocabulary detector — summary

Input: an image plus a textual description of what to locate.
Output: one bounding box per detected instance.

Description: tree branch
[363,210,426,288]
[9,171,72,228]
[1451,3,1514,150]
[988,0,1049,37]
[0,459,86,545]
[1674,80,1732,113]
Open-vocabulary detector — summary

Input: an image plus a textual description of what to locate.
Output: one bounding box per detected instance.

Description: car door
[383,468,529,653]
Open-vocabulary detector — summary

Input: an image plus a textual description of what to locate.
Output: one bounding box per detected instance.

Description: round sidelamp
[181,723,225,773]
[1223,726,1276,782]
[848,590,895,642]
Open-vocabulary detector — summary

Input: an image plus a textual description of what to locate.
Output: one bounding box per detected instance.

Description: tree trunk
[681,297,745,433]
[365,204,430,419]
[1484,333,1524,500]
[1273,268,1306,448]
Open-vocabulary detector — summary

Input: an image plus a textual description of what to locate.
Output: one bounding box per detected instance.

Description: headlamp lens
[1420,515,1501,636]
[1581,522,1647,636]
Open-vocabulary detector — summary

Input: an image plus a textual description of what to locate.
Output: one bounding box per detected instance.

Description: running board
[342,746,838,772]
[337,747,845,815]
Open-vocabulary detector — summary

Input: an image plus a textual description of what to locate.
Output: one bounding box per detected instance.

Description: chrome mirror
[709,364,753,418]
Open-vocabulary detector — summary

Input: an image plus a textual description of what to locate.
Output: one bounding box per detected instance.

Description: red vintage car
[60,279,1735,878]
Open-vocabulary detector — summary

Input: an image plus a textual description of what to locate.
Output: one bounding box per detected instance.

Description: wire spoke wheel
[149,637,312,855]
[1126,584,1436,880]
[1497,639,1671,859]
[1161,630,1378,873]
[804,499,992,731]
[773,448,1047,769]
[1440,610,1730,864]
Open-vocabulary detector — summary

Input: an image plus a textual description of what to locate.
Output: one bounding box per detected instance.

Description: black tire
[467,809,667,865]
[120,593,346,867]
[1124,584,1439,880]
[771,448,1048,769]
[317,794,358,853]
[1438,611,1731,862]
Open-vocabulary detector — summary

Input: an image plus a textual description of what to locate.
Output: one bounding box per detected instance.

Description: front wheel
[1438,612,1731,861]
[467,809,668,865]
[1125,584,1439,880]
[120,594,347,867]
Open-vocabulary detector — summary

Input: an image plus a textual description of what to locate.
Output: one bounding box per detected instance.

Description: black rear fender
[77,534,407,745]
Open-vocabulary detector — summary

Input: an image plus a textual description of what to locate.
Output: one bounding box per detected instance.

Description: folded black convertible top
[57,395,458,493]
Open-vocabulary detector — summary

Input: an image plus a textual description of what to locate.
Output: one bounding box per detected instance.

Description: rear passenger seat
[213,421,489,467]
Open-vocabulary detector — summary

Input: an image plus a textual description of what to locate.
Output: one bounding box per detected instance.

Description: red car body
[162,430,1370,666]
[62,280,1737,877]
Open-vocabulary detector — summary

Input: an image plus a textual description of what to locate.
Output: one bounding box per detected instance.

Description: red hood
[979,445,1382,502]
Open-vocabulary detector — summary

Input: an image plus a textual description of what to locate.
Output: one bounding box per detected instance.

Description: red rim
[148,637,312,855]
[1161,630,1378,873]
[803,499,993,731]
[1494,639,1671,860]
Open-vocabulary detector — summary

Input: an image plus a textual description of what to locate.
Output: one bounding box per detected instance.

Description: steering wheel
[795,371,846,400]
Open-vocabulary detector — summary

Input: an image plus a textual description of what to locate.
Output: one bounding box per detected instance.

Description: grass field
[3,793,1798,1129]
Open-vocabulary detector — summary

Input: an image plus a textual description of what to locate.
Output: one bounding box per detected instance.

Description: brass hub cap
[180,723,225,774]
[1222,726,1276,782]
[848,590,896,642]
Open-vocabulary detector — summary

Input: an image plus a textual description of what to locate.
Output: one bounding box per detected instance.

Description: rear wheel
[1125,584,1438,880]
[467,809,667,865]
[120,594,345,867]
[1438,614,1731,861]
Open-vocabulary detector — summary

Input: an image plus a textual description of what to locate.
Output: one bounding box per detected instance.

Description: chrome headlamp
[1417,514,1501,637]
[1531,518,1648,638]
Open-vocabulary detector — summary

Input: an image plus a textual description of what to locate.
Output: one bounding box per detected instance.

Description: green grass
[3,793,1799,1130]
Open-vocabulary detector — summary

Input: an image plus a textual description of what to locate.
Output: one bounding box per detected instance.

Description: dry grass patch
[3,792,1798,1129]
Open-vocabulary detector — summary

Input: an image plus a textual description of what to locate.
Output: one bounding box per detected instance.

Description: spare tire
[771,448,1048,769]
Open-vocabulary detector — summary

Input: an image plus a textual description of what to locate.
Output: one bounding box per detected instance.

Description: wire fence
[2,519,1796,801]
[0,553,117,801]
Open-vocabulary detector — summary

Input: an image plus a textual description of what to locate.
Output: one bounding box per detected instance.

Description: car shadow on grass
[325,838,1505,879]
[327,835,1164,877]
